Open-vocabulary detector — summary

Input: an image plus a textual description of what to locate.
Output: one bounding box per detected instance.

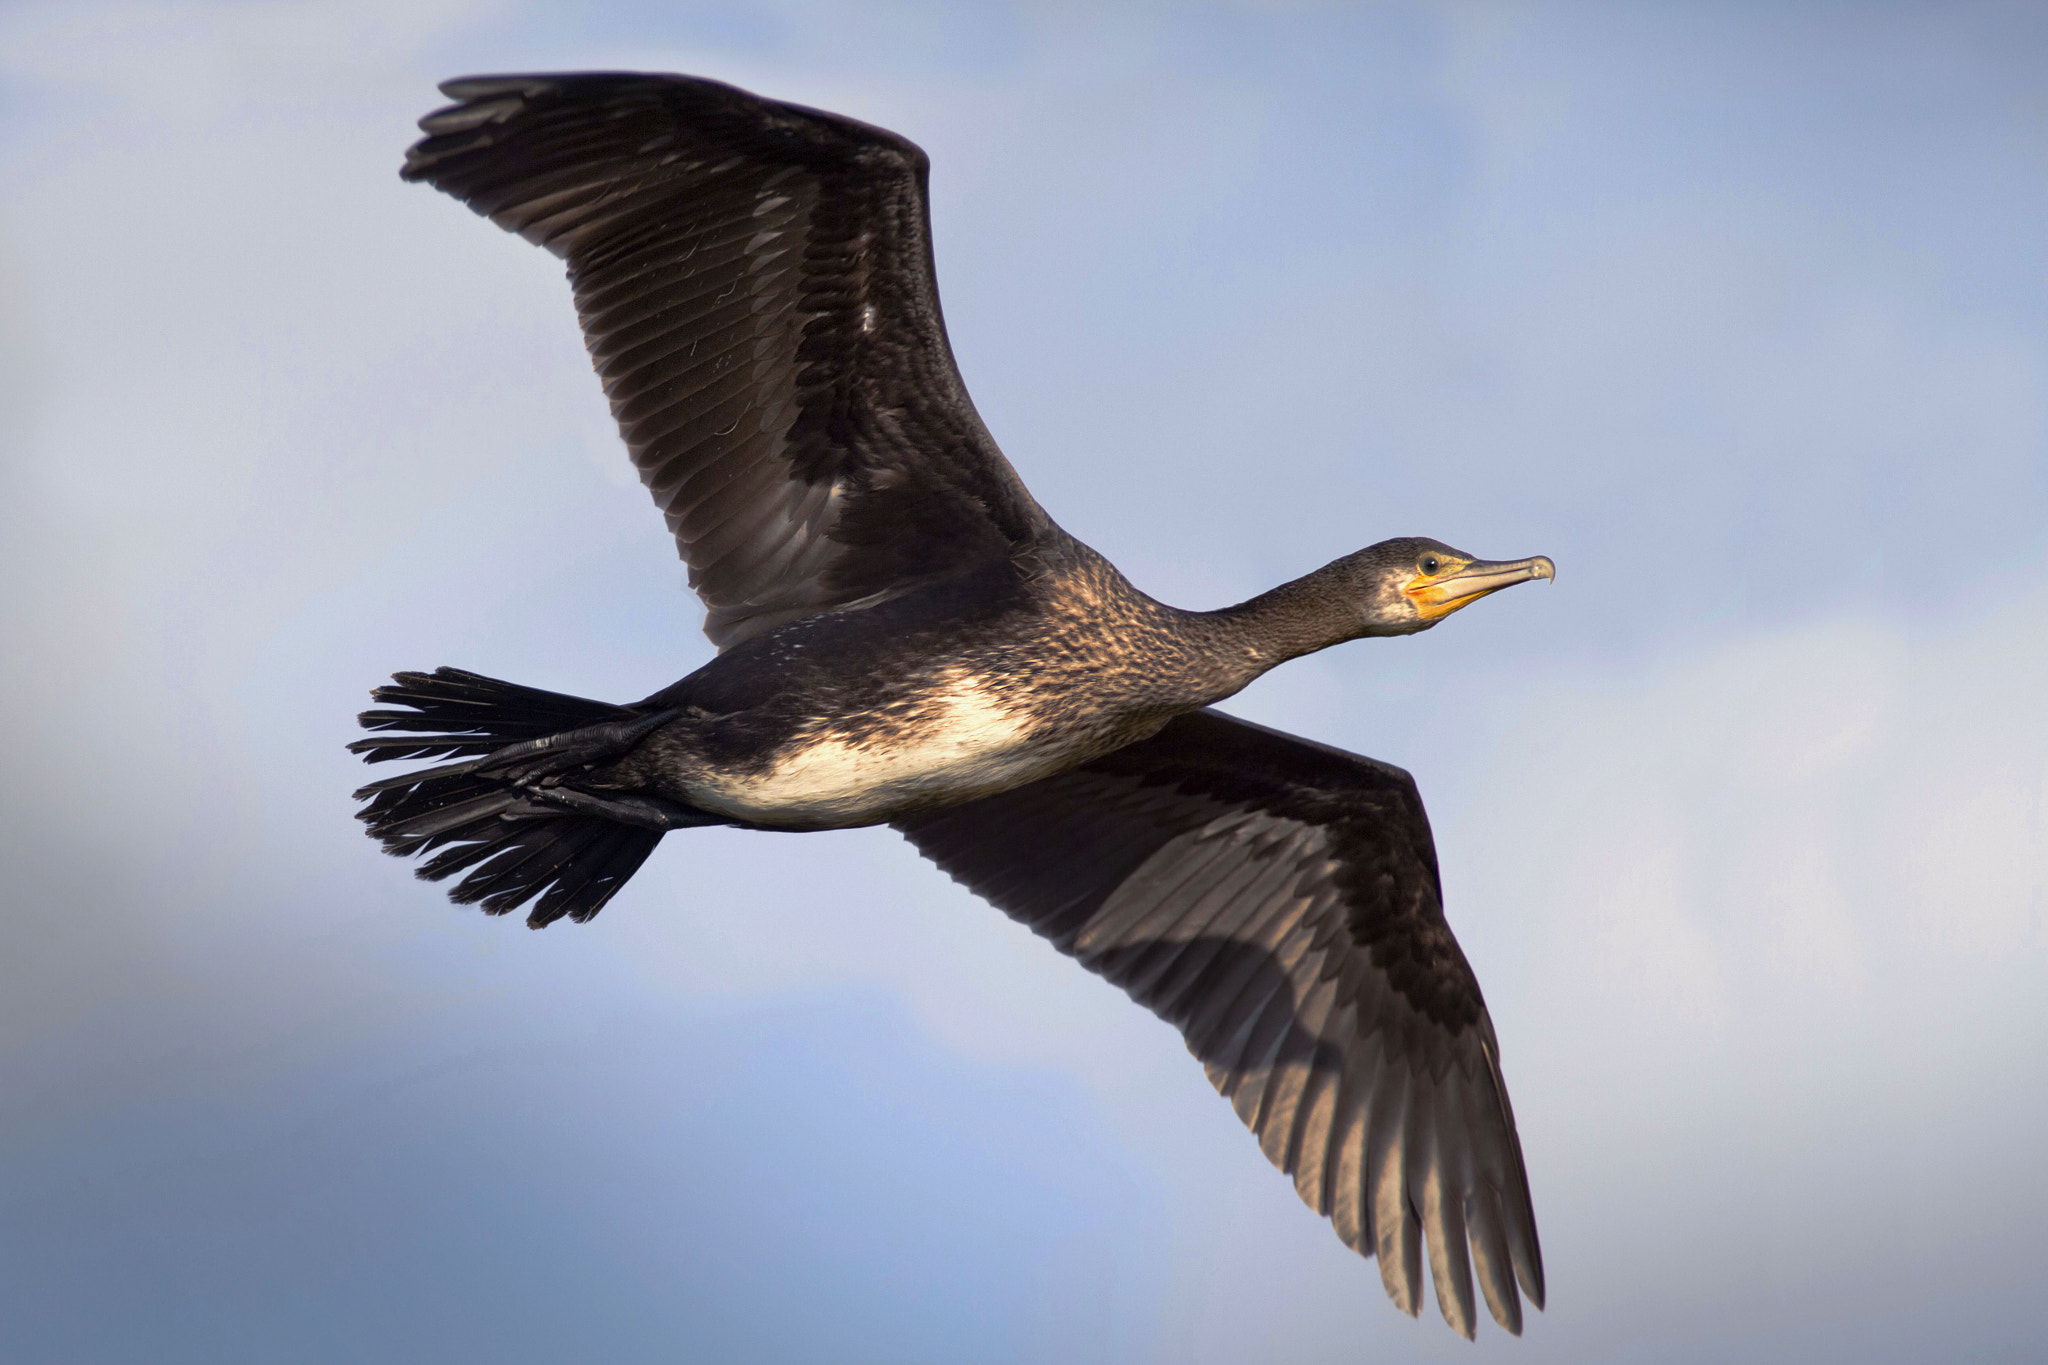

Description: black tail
[350,667,671,927]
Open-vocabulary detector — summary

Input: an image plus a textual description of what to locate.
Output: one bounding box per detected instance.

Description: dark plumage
[356,71,1556,1339]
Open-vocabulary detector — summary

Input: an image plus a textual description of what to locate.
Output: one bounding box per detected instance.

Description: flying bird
[356,72,1554,1339]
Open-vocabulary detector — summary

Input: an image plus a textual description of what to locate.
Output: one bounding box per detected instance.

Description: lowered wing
[895,708,1543,1338]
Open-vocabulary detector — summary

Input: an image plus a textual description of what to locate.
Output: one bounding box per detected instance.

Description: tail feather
[351,667,622,764]
[350,666,669,927]
[453,809,662,924]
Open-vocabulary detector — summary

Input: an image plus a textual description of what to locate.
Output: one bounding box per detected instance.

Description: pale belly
[683,674,1118,828]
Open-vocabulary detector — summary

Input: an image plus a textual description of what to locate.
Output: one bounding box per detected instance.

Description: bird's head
[1341,537,1555,637]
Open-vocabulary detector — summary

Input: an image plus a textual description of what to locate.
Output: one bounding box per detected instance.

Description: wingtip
[1443,1279,1480,1340]
[1434,1268,1477,1340]
[402,76,563,181]
[436,74,559,101]
[1512,1230,1546,1310]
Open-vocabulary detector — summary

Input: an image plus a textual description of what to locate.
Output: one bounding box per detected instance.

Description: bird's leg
[507,783,725,831]
[472,708,680,780]
[460,707,726,829]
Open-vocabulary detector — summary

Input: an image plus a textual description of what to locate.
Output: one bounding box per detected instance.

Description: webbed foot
[511,783,723,831]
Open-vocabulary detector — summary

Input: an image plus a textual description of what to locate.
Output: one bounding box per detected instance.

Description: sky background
[1,1,2044,1361]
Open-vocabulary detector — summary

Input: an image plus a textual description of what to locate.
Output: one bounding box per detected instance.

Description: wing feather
[1284,1017,1345,1210]
[893,708,1542,1336]
[1367,1062,1424,1314]
[1466,1178,1523,1335]
[1134,853,1301,1021]
[1420,1076,1478,1338]
[1179,889,1308,1057]
[1254,967,1342,1165]
[404,72,1052,649]
[1325,1050,1373,1250]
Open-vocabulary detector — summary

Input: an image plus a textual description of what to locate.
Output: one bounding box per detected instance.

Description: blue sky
[0,2,2043,1361]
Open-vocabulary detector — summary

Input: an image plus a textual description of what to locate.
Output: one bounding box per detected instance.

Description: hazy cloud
[1,2,2042,1361]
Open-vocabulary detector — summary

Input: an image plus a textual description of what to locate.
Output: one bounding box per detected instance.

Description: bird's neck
[1036,540,1371,710]
[1178,562,1367,697]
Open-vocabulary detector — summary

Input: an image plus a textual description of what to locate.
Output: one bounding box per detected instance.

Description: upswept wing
[404,73,1049,648]
[894,708,1544,1338]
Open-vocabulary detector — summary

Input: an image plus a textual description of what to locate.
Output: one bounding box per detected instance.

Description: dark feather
[350,667,673,927]
[893,708,1543,1336]
[402,72,1052,649]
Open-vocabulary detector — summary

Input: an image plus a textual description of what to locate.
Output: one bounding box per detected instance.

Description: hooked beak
[1405,555,1556,620]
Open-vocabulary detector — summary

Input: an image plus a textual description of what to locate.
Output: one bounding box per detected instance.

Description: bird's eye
[1420,556,1440,575]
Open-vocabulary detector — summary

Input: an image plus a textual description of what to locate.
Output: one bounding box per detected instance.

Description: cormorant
[355,72,1555,1338]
